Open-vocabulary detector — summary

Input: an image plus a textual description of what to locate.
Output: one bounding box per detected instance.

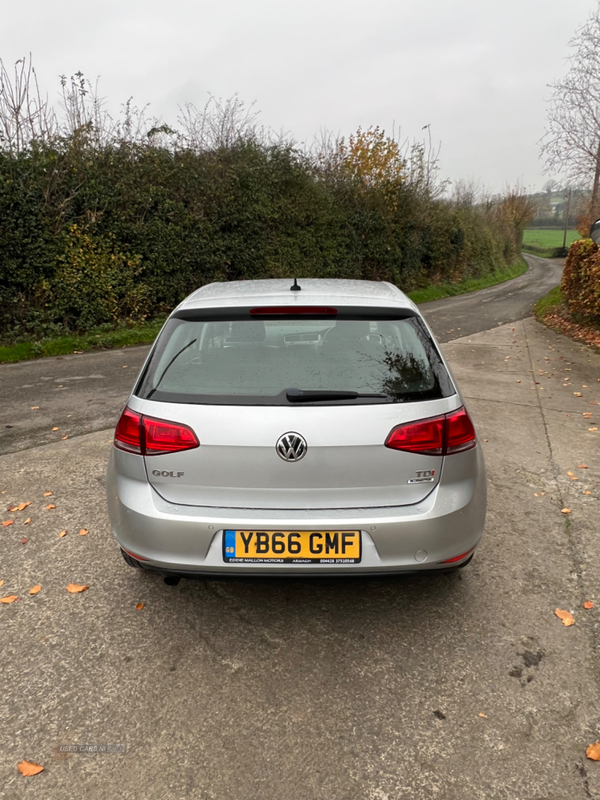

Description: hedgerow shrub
[0,136,525,339]
[562,238,600,323]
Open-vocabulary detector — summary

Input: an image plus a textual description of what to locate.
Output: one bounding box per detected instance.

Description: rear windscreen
[136,315,456,405]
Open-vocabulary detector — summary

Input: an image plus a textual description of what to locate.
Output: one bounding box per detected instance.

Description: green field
[523,228,581,250]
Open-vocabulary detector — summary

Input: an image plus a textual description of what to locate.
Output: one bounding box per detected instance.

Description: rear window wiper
[146,339,197,399]
[285,388,390,402]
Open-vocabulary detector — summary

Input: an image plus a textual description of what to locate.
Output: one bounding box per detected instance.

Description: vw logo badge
[276,432,307,462]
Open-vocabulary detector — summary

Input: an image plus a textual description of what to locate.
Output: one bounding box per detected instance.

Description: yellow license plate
[223,530,361,564]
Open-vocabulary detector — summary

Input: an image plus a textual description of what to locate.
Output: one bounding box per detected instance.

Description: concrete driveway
[2,276,600,797]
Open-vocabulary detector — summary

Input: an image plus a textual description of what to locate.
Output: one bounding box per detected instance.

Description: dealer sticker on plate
[223,530,361,564]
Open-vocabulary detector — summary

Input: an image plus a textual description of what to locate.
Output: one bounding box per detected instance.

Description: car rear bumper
[106,446,487,576]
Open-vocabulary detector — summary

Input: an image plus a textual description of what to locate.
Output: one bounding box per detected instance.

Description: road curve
[420,253,563,342]
[0,254,563,454]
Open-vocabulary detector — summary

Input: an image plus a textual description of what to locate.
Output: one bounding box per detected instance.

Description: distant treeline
[0,65,533,340]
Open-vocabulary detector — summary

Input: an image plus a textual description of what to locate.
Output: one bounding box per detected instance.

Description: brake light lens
[446,407,477,454]
[114,407,199,456]
[250,306,338,315]
[143,416,199,454]
[114,407,142,454]
[385,407,476,456]
[385,415,445,455]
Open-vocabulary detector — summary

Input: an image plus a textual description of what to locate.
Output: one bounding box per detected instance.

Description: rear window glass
[136,315,455,405]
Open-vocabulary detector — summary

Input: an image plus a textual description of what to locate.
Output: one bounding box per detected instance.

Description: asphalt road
[420,253,564,343]
[0,253,563,456]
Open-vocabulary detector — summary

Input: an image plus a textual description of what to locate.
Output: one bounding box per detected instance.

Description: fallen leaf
[16,502,30,511]
[574,392,583,397]
[61,435,68,440]
[52,427,59,431]
[587,742,600,761]
[30,406,39,410]
[79,528,88,536]
[534,493,538,497]
[555,608,575,626]
[478,713,487,718]
[590,428,599,432]
[483,438,488,442]
[516,380,521,383]
[7,505,18,511]
[584,601,594,610]
[20,537,28,544]
[0,580,3,587]
[578,465,588,469]
[561,508,572,514]
[136,603,144,610]
[29,585,41,595]
[541,492,546,496]
[59,530,67,538]
[43,491,53,497]
[570,476,579,481]
[584,491,592,495]
[583,385,588,389]
[23,518,30,525]
[1,595,18,604]
[45,504,55,510]
[73,350,83,354]
[17,760,44,776]
[2,520,14,527]
[66,584,89,593]
[567,471,575,476]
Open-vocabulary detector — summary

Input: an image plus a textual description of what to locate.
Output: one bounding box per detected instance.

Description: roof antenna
[290,277,301,292]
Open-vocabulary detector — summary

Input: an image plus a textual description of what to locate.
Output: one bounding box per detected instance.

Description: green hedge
[0,138,522,341]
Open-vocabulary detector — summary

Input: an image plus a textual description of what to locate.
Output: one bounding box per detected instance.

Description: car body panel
[132,396,463,509]
[106,444,486,575]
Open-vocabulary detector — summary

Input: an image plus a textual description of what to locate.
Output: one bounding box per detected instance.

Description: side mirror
[591,219,600,245]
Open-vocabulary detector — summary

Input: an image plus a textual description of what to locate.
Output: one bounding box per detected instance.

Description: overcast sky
[1,0,596,192]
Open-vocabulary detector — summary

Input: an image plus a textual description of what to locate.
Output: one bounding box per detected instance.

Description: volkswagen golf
[106,278,486,580]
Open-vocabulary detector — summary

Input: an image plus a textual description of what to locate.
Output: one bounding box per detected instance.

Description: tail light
[385,407,476,456]
[114,407,199,456]
[114,408,143,453]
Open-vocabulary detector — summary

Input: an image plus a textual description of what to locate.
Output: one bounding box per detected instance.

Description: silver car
[106,278,486,581]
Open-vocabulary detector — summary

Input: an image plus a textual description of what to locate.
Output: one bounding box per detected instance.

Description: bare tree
[541,6,600,224]
[177,94,263,151]
[0,55,56,152]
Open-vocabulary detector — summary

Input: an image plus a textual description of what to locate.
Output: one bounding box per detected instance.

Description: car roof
[178,279,417,312]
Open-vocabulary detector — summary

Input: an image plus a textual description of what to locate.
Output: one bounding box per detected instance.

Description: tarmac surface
[2,258,600,798]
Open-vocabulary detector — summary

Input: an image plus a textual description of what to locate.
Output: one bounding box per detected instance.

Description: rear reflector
[122,547,148,561]
[114,407,199,456]
[385,406,476,456]
[440,547,475,564]
[250,306,338,315]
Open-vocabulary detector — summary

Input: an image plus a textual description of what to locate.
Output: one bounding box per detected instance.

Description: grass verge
[535,286,600,352]
[0,319,167,364]
[407,258,528,305]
